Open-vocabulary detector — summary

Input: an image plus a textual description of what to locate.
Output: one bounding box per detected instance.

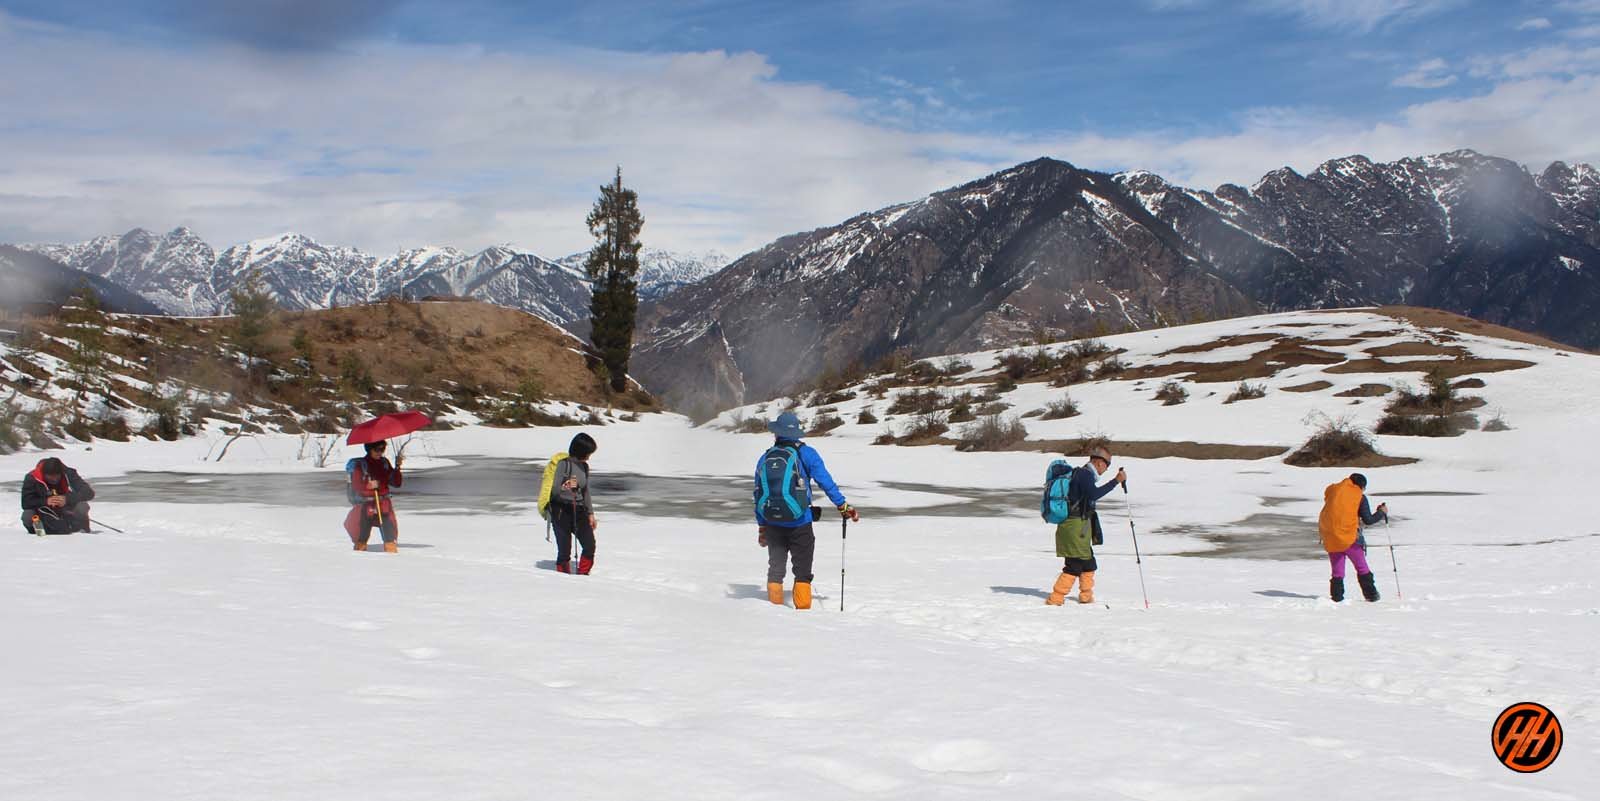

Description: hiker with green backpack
[1039,445,1126,605]
[538,433,599,574]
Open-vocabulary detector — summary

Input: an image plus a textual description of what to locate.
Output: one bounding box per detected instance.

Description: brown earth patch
[1349,329,1406,339]
[1306,338,1363,347]
[1159,332,1278,356]
[1364,341,1469,358]
[1287,452,1419,468]
[1378,306,1588,353]
[1453,378,1486,389]
[1281,381,1334,393]
[987,439,1289,460]
[1334,383,1392,397]
[1124,338,1346,383]
[1324,358,1534,377]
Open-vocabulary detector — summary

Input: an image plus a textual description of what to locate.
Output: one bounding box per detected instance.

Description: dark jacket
[1070,463,1121,518]
[21,461,95,513]
[552,458,591,513]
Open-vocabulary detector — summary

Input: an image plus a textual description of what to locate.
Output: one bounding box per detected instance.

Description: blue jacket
[754,440,847,527]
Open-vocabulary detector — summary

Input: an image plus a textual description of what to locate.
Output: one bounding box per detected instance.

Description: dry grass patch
[1334,383,1392,398]
[1159,333,1278,356]
[1323,358,1534,377]
[1281,380,1333,393]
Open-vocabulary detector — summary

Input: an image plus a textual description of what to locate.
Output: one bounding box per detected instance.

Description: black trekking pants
[22,503,91,535]
[552,503,595,564]
[765,523,815,584]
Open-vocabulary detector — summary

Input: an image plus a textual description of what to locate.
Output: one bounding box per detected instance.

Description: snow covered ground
[3,310,1596,798]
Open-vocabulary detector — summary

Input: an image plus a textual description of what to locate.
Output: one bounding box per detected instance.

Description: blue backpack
[344,457,363,505]
[755,444,810,524]
[1040,459,1077,524]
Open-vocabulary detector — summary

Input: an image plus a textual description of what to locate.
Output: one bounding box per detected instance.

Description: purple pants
[1328,546,1371,578]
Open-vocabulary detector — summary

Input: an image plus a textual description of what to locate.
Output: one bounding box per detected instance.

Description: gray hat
[768,411,805,441]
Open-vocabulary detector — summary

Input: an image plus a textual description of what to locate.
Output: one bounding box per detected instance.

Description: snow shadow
[990,585,1050,600]
[725,583,770,601]
[1254,589,1319,599]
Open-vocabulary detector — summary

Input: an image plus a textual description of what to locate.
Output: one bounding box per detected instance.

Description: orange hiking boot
[383,541,398,554]
[767,582,784,605]
[1078,571,1096,604]
[793,582,812,610]
[354,540,368,552]
[1046,573,1076,605]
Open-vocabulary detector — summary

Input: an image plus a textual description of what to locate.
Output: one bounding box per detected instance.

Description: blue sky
[3,0,1599,255]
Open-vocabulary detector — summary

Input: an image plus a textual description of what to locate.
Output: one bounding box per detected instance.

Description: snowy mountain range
[634,150,1600,413]
[19,229,729,327]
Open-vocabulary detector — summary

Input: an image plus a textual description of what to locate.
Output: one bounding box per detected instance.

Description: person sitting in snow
[754,411,858,610]
[1047,445,1126,605]
[345,440,404,553]
[1318,473,1388,602]
[20,457,96,535]
[549,432,599,575]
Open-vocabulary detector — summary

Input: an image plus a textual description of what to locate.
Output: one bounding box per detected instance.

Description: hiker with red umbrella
[343,411,429,553]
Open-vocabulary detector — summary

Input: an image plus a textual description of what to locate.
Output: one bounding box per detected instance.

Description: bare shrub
[1154,380,1189,405]
[1483,409,1511,432]
[872,421,897,445]
[1375,413,1459,437]
[810,412,845,435]
[956,413,1028,452]
[1039,394,1080,420]
[1067,339,1110,360]
[857,407,878,425]
[946,400,976,424]
[888,388,943,416]
[1285,414,1379,467]
[901,410,949,442]
[1094,356,1127,378]
[1072,430,1112,457]
[1225,381,1267,404]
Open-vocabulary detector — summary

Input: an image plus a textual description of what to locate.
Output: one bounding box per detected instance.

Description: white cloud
[1252,0,1455,31]
[1567,24,1600,38]
[0,24,999,256]
[3,13,1600,261]
[1517,18,1553,31]
[1391,57,1458,89]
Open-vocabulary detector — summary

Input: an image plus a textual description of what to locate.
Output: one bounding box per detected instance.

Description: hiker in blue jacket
[754,411,859,610]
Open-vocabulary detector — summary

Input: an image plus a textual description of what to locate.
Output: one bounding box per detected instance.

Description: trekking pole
[1384,516,1402,600]
[90,518,125,534]
[838,511,851,610]
[1123,484,1150,610]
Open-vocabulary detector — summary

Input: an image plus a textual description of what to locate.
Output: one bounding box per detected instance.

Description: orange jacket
[1318,478,1364,553]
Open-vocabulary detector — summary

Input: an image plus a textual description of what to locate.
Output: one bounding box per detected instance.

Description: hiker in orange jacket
[1318,473,1388,602]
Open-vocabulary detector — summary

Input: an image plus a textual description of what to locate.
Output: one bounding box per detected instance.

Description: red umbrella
[347,410,432,445]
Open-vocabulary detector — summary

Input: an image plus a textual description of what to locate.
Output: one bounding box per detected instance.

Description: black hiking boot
[1329,577,1345,602]
[1357,572,1380,602]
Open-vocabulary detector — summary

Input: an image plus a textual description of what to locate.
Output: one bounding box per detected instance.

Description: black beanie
[570,432,597,459]
[1350,473,1368,489]
[39,457,66,476]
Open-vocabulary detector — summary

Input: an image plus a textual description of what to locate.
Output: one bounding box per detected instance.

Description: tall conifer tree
[584,167,644,392]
